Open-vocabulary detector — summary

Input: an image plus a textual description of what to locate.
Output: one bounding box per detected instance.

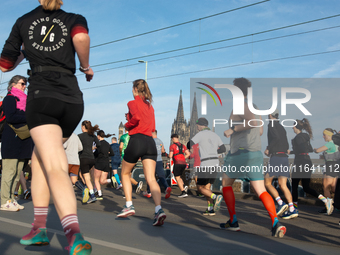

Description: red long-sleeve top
[125,95,155,136]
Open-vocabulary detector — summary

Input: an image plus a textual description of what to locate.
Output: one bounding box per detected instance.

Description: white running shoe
[12,199,24,210]
[326,198,334,215]
[136,181,143,194]
[0,200,19,211]
[184,186,188,193]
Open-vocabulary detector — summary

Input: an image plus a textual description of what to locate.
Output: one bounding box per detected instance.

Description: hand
[264,149,270,156]
[224,129,234,138]
[81,67,94,82]
[287,150,290,155]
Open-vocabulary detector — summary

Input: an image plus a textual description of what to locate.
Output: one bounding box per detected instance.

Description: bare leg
[94,169,102,193]
[175,176,184,191]
[264,175,280,199]
[278,177,292,203]
[121,160,135,202]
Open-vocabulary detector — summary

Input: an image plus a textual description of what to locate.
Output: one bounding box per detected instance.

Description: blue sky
[1,0,340,154]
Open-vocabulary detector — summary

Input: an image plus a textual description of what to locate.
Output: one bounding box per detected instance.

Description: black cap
[197,117,208,126]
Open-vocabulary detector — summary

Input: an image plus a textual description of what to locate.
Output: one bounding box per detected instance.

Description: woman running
[78,120,100,204]
[0,0,93,253]
[314,128,339,215]
[117,79,166,226]
[94,130,114,200]
[289,119,328,214]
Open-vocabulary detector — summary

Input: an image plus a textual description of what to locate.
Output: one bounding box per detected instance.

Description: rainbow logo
[196,82,222,106]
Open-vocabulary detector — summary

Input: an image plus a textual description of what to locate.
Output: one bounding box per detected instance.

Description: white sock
[107,179,111,183]
[155,205,162,213]
[98,190,102,196]
[126,201,133,207]
[89,189,94,195]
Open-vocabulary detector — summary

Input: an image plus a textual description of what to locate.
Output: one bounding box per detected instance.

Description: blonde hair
[133,79,153,104]
[41,0,63,11]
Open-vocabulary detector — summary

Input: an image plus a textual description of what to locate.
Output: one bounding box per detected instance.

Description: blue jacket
[1,92,33,159]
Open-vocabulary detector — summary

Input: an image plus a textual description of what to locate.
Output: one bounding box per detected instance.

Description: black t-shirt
[1,6,88,104]
[267,120,289,156]
[96,140,114,163]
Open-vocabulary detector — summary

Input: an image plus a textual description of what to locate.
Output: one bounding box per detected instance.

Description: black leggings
[291,178,319,202]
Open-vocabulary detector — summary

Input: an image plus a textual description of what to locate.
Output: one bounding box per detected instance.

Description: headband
[323,130,334,137]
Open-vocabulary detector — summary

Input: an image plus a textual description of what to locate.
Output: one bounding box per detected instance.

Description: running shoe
[165,187,172,199]
[14,192,19,199]
[276,203,288,216]
[69,233,92,255]
[178,191,188,198]
[318,208,327,214]
[153,208,166,226]
[213,195,223,212]
[220,220,240,231]
[116,184,123,190]
[20,228,49,246]
[82,188,90,204]
[24,190,31,200]
[96,195,103,200]
[111,176,117,189]
[282,209,298,220]
[136,181,143,194]
[326,198,334,215]
[13,199,24,210]
[184,186,188,193]
[117,205,135,218]
[203,209,215,216]
[143,191,152,198]
[271,222,286,238]
[0,200,19,211]
[87,195,97,204]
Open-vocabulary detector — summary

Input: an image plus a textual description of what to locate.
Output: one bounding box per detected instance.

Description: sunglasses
[19,82,26,86]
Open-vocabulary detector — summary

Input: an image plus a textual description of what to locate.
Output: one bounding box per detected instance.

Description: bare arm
[72,33,93,82]
[314,146,328,153]
[184,149,190,159]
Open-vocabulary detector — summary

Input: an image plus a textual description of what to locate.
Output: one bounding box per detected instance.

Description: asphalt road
[0,184,339,255]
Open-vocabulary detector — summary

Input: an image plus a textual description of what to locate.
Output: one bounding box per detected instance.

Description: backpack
[173,142,184,157]
[332,133,340,146]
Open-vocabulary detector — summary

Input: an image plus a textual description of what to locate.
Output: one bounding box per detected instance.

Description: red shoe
[143,191,151,198]
[165,187,172,199]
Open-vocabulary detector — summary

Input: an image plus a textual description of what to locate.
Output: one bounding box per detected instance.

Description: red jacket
[125,95,155,136]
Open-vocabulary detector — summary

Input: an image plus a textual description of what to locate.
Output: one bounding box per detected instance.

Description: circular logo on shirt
[28,17,68,52]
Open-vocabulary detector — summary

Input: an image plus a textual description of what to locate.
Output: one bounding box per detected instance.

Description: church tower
[118,122,124,140]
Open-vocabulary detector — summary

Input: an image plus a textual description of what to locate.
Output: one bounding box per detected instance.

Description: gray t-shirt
[191,129,224,167]
[64,133,83,165]
[154,137,164,162]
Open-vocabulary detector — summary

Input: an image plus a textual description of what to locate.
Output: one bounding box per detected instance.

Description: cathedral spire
[176,90,185,124]
[190,92,198,138]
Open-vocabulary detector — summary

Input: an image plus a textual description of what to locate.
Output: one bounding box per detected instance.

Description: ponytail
[82,120,99,136]
[133,79,153,104]
[97,130,113,138]
[296,118,313,139]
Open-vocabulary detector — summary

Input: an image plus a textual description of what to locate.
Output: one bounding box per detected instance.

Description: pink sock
[33,207,48,230]
[61,214,80,246]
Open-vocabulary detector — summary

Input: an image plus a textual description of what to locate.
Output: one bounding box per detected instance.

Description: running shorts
[196,177,215,186]
[26,98,83,138]
[68,164,80,176]
[79,158,95,174]
[123,134,157,163]
[173,164,186,177]
[266,156,290,178]
[224,150,264,181]
[95,161,110,173]
[324,161,340,177]
[111,162,121,170]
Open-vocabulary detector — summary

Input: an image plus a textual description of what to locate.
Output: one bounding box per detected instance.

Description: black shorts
[95,161,110,173]
[196,177,216,186]
[26,97,83,138]
[173,164,186,177]
[123,134,157,163]
[80,158,95,174]
[324,161,340,177]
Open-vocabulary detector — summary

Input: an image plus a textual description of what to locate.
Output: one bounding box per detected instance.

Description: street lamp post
[138,60,148,81]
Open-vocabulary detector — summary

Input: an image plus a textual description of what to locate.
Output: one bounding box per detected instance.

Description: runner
[110,137,122,189]
[143,130,172,199]
[169,134,190,197]
[63,133,83,186]
[0,0,93,252]
[78,120,101,204]
[189,118,225,216]
[289,119,328,214]
[94,130,114,200]
[220,78,286,237]
[117,79,166,226]
[264,110,297,220]
[314,128,339,215]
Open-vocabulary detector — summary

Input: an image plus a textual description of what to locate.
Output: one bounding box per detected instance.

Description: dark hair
[133,79,153,104]
[296,118,313,139]
[81,120,99,136]
[97,130,113,138]
[171,134,178,139]
[8,75,27,91]
[233,78,251,97]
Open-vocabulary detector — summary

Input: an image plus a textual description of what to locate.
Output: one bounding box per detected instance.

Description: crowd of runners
[0,1,340,255]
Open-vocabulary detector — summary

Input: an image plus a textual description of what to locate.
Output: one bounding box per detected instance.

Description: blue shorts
[111,161,121,170]
[266,156,290,178]
[224,150,264,181]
